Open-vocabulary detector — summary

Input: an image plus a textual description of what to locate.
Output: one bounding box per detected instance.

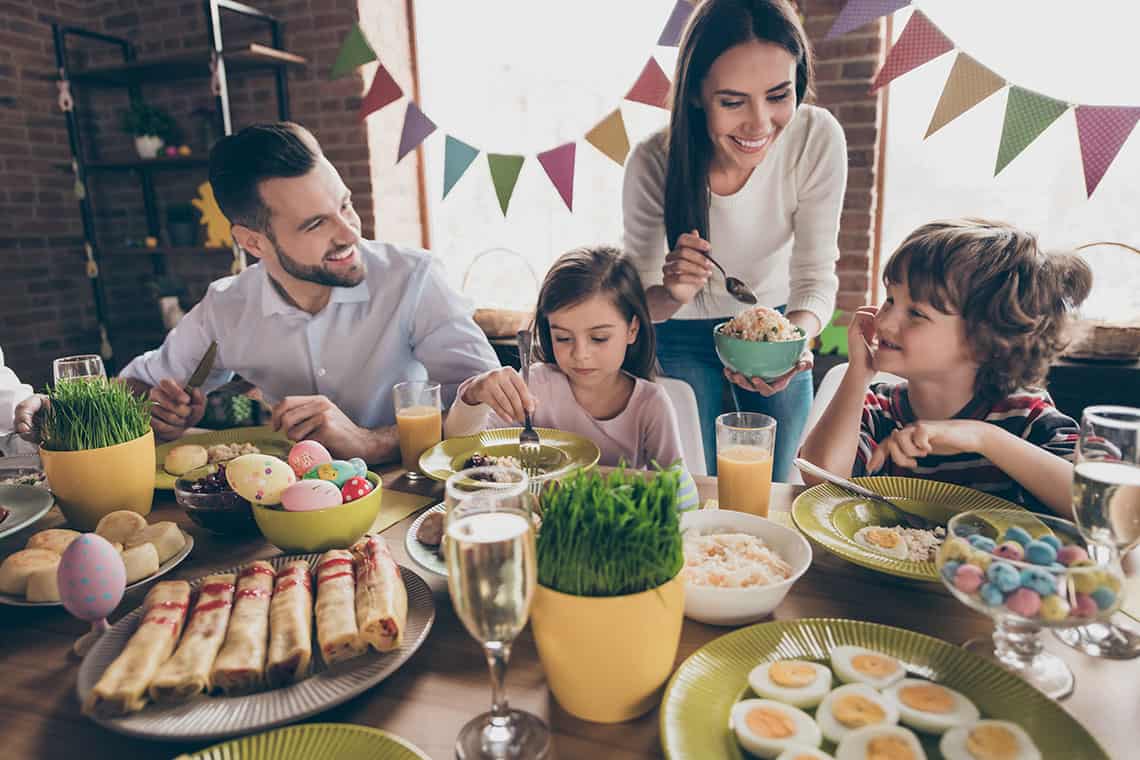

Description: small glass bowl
[174,476,258,536]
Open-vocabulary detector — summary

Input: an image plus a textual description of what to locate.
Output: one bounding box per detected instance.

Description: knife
[185,341,218,390]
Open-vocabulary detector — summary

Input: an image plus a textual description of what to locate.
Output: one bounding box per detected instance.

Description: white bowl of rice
[680,508,812,626]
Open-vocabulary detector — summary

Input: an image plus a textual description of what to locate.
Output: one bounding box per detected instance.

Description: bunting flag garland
[626,57,672,109]
[827,0,911,40]
[994,86,1069,176]
[537,142,576,211]
[925,53,1005,138]
[1074,106,1140,196]
[657,1,694,47]
[330,23,377,79]
[488,154,525,215]
[870,10,953,92]
[358,63,403,121]
[443,136,480,197]
[397,102,437,162]
[585,108,631,166]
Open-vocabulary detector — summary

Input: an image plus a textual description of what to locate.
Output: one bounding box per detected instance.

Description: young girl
[800,219,1091,516]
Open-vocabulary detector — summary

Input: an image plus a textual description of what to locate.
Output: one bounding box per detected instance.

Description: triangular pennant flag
[626,57,672,109]
[995,86,1069,175]
[827,0,911,39]
[870,11,954,92]
[585,109,631,166]
[1075,105,1140,197]
[358,64,403,121]
[442,136,480,198]
[397,102,437,162]
[330,23,377,79]
[487,154,525,215]
[925,53,1005,137]
[538,142,576,211]
[657,1,694,47]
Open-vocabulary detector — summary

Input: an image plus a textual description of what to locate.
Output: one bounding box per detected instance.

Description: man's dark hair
[208,122,321,231]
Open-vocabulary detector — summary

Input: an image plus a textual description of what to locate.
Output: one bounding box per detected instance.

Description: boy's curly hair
[884,218,1092,400]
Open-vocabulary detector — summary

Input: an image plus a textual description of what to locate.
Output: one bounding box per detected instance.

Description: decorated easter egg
[287,440,332,478]
[341,475,373,502]
[58,533,127,622]
[280,479,343,512]
[303,460,357,487]
[226,454,296,506]
[348,457,368,477]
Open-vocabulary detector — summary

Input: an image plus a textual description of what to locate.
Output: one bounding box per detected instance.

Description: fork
[793,457,933,531]
[515,329,541,479]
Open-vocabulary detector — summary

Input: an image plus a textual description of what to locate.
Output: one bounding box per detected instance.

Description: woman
[622,0,847,479]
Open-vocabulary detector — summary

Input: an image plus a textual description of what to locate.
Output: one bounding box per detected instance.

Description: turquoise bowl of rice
[713,306,807,380]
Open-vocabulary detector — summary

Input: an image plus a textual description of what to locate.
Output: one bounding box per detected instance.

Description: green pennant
[487,153,525,215]
[995,86,1069,175]
[330,24,377,79]
[818,310,849,356]
[443,136,480,198]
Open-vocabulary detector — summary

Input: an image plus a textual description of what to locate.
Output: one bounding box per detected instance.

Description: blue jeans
[655,316,813,482]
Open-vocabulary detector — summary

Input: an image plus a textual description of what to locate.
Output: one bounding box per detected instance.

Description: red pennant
[870,11,954,92]
[626,58,671,109]
[358,64,403,121]
[1075,106,1140,197]
[538,143,576,211]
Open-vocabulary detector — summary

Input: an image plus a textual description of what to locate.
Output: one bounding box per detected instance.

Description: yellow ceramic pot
[530,572,685,723]
[40,430,155,531]
[251,472,383,552]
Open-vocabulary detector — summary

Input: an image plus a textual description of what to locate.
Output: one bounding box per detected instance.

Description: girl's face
[873,280,977,381]
[699,39,797,174]
[546,293,639,390]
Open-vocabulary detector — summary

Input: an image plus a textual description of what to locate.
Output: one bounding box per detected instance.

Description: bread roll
[95,510,148,545]
[26,564,62,602]
[0,549,60,595]
[163,444,208,475]
[121,542,161,584]
[26,528,81,555]
[124,522,185,563]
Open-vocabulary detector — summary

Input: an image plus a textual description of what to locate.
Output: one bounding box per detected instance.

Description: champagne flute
[1055,405,1140,659]
[52,354,106,383]
[444,466,550,759]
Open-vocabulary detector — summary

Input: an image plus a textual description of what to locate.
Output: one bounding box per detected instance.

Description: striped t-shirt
[852,382,1079,510]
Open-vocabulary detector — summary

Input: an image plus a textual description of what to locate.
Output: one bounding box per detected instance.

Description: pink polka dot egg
[287,440,333,478]
[58,533,126,621]
[225,453,296,506]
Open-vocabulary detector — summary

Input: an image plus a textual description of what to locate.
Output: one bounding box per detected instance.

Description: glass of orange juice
[716,412,776,517]
[394,380,442,479]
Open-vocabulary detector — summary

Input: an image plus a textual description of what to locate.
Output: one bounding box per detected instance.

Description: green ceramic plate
[792,477,1023,581]
[154,426,293,490]
[418,427,600,483]
[660,617,1108,760]
[177,723,430,759]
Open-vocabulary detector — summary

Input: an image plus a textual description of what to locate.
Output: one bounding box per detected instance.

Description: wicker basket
[1062,241,1140,361]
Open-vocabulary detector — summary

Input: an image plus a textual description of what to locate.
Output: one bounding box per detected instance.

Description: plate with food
[155,426,293,490]
[179,723,430,760]
[660,617,1107,759]
[417,427,600,484]
[0,509,193,606]
[405,503,447,577]
[77,535,434,741]
[792,477,1024,582]
[0,482,55,540]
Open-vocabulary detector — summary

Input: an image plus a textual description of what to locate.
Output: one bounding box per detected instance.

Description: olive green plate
[177,723,430,759]
[154,426,293,490]
[660,617,1108,760]
[418,427,600,483]
[792,477,1023,581]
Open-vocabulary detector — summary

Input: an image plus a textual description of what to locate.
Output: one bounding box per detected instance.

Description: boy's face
[874,279,977,382]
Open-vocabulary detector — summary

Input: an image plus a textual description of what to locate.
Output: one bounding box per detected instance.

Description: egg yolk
[745,707,796,739]
[834,694,888,727]
[866,735,917,760]
[898,683,954,713]
[966,724,1020,760]
[864,528,901,548]
[770,660,817,687]
[852,652,899,677]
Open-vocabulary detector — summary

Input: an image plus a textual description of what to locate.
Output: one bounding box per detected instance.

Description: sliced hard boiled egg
[775,746,835,760]
[748,659,833,708]
[853,526,910,560]
[830,645,906,690]
[883,678,980,734]
[815,682,900,744]
[731,699,822,759]
[836,724,928,760]
[940,720,1042,760]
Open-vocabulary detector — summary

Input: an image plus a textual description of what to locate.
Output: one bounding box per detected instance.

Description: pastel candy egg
[1091,586,1117,611]
[1037,534,1062,552]
[940,560,962,583]
[986,561,1021,593]
[1040,594,1070,621]
[280,479,343,512]
[58,533,127,622]
[1005,588,1042,618]
[287,440,332,478]
[979,583,1005,607]
[1019,566,1057,596]
[967,535,996,553]
[969,550,993,571]
[341,475,373,502]
[1002,526,1033,547]
[953,563,985,593]
[304,460,357,487]
[939,537,971,563]
[1072,592,1098,617]
[226,454,296,506]
[347,457,368,477]
[993,541,1024,562]
[1056,545,1089,566]
[1024,540,1057,566]
[1073,570,1101,595]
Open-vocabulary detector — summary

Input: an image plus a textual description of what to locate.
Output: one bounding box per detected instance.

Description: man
[18,122,499,462]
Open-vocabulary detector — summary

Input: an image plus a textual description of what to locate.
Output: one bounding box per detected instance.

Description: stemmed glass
[444,465,550,759]
[1055,405,1140,659]
[52,354,105,383]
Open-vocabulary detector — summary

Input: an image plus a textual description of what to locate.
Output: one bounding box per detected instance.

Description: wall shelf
[71,43,306,87]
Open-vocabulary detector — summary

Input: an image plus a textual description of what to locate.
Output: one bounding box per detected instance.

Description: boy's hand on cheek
[847,306,878,380]
[868,420,988,472]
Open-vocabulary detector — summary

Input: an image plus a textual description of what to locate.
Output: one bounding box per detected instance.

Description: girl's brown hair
[884,218,1092,399]
[664,0,813,251]
[533,246,657,380]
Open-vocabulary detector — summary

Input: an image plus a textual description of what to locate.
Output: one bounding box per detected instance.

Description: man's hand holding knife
[148,341,216,441]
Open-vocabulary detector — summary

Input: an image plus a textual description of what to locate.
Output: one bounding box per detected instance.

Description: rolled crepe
[83,581,191,717]
[210,561,274,695]
[265,560,313,688]
[352,535,408,652]
[148,573,236,703]
[315,549,366,665]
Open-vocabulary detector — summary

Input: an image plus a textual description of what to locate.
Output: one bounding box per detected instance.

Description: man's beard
[273,238,365,288]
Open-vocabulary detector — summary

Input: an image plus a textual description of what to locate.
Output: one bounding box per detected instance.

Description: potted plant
[38,378,155,531]
[530,467,686,723]
[121,99,178,159]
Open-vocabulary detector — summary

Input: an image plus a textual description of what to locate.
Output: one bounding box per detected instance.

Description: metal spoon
[793,457,933,531]
[704,252,757,304]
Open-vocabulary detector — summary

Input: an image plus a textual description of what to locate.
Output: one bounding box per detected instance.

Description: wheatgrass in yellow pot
[38,378,155,530]
[530,468,686,723]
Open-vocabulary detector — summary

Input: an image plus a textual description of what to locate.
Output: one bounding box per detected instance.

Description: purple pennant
[397,102,437,162]
[657,1,694,47]
[827,0,911,39]
[538,142,576,211]
[1075,105,1140,197]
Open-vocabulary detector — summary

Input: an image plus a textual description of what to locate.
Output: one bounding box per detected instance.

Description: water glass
[393,380,442,479]
[716,412,776,516]
[53,354,106,384]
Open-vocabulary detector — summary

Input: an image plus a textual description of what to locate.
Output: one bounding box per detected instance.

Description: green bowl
[251,471,382,552]
[713,322,806,380]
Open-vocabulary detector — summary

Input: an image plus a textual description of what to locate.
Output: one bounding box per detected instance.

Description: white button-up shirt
[120,239,500,428]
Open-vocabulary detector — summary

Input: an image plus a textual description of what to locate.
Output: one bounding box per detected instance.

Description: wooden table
[3,472,1136,759]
